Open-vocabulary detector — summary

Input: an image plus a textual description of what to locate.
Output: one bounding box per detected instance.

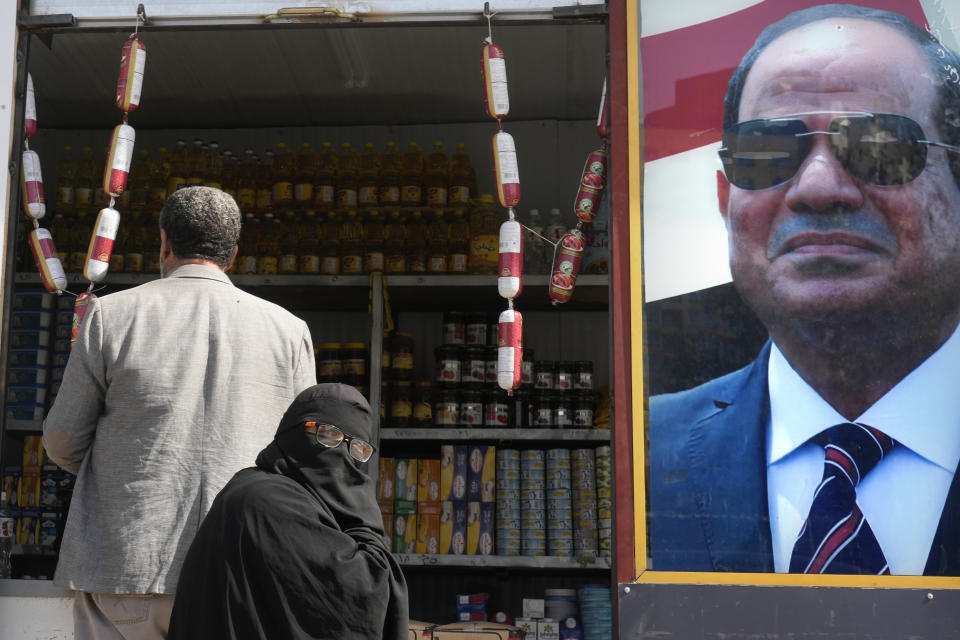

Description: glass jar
[573,360,594,390]
[342,341,367,391]
[532,390,553,428]
[461,346,486,389]
[553,392,573,429]
[484,389,512,427]
[389,380,413,427]
[433,388,460,426]
[391,331,414,381]
[484,345,499,387]
[413,381,434,428]
[511,388,532,428]
[573,390,594,428]
[555,361,574,392]
[521,348,535,387]
[317,342,342,383]
[459,389,484,427]
[465,312,488,346]
[434,344,462,388]
[442,311,466,345]
[534,361,555,390]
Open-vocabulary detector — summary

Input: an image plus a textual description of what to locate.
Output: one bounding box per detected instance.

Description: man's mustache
[766,212,899,259]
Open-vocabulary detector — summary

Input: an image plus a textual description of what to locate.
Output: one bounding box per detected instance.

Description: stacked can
[595,446,613,557]
[520,449,546,556]
[572,448,599,557]
[545,449,573,556]
[495,448,521,555]
[578,584,613,640]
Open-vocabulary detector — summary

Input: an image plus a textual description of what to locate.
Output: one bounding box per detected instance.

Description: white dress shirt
[767,324,960,574]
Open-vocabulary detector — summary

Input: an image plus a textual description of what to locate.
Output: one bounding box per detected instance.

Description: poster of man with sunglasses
[644,2,960,576]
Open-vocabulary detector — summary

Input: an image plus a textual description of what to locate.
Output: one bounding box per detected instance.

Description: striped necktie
[789,422,896,574]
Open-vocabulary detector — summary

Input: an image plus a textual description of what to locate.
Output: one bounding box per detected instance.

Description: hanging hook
[483,2,497,44]
[134,4,146,37]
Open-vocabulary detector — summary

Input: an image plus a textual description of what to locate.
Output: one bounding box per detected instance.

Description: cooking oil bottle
[256,212,281,275]
[55,146,77,213]
[313,142,336,209]
[359,143,380,208]
[378,141,401,207]
[298,210,321,274]
[128,150,150,211]
[405,209,428,274]
[236,148,258,211]
[339,209,364,275]
[148,147,169,210]
[320,210,341,274]
[468,194,500,275]
[400,142,423,207]
[449,142,472,206]
[384,210,407,274]
[427,209,449,274]
[272,143,296,208]
[143,211,162,273]
[186,138,207,186]
[256,150,274,213]
[205,141,223,189]
[123,210,145,273]
[294,143,315,209]
[424,141,449,208]
[336,143,359,210]
[448,209,470,274]
[75,145,99,211]
[363,209,386,274]
[236,212,260,275]
[278,210,301,274]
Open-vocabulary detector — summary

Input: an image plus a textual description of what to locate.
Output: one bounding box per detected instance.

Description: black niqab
[168,384,408,640]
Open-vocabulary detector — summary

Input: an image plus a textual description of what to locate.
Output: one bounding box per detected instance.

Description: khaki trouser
[73,591,175,640]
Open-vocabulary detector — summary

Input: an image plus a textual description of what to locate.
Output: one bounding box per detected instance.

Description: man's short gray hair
[159,186,241,268]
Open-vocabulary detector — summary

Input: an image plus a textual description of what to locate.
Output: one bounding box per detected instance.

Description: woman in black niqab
[168,383,409,640]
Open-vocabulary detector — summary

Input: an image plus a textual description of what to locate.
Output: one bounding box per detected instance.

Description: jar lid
[318,342,342,349]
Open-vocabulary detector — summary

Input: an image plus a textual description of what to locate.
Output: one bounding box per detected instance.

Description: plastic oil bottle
[405,210,428,274]
[449,142,472,206]
[339,210,364,275]
[278,210,301,274]
[128,149,151,211]
[448,209,470,275]
[165,140,188,195]
[69,210,92,272]
[236,212,260,275]
[187,138,207,186]
[467,194,500,275]
[378,141,401,207]
[123,210,146,274]
[236,148,258,211]
[313,142,336,209]
[424,140,449,208]
[143,211,162,273]
[75,145,99,211]
[256,150,274,213]
[294,142,315,209]
[427,209,449,274]
[256,212,281,275]
[363,209,386,274]
[205,141,223,189]
[358,142,381,208]
[336,143,359,210]
[272,143,296,208]
[298,210,321,274]
[55,145,77,213]
[148,147,170,210]
[384,210,407,274]
[400,142,423,207]
[320,210,341,275]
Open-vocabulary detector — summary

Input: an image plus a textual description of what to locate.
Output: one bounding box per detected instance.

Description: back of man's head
[159,186,241,268]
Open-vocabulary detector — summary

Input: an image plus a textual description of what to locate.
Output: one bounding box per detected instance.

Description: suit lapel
[688,342,774,572]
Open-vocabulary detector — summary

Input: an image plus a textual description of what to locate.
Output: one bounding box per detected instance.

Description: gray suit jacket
[43,264,317,594]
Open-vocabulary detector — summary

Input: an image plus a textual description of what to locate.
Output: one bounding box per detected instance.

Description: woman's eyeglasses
[718,111,960,191]
[304,421,375,463]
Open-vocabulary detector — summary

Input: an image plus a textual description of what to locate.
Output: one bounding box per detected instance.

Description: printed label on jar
[535,407,552,427]
[319,360,343,378]
[300,255,320,274]
[344,359,366,376]
[359,186,378,206]
[485,402,510,426]
[320,256,340,275]
[386,255,406,273]
[521,360,534,385]
[413,401,432,422]
[315,185,335,205]
[336,188,358,208]
[554,407,572,428]
[393,353,414,370]
[575,372,593,389]
[535,372,554,389]
[294,183,314,203]
[435,401,459,426]
[279,255,298,273]
[466,325,487,345]
[257,256,278,275]
[556,372,573,390]
[391,399,412,419]
[364,251,385,272]
[426,187,448,207]
[378,185,399,204]
[463,361,485,384]
[401,185,422,204]
[341,255,363,274]
[449,254,468,273]
[436,359,461,383]
[429,255,448,273]
[460,401,482,426]
[574,408,593,427]
[443,323,465,344]
[485,360,498,383]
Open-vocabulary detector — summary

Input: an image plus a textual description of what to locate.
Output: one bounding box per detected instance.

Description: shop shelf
[392,553,611,570]
[5,420,43,432]
[379,428,609,442]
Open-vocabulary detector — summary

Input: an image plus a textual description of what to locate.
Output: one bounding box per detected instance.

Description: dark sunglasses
[718,111,960,190]
[304,421,375,463]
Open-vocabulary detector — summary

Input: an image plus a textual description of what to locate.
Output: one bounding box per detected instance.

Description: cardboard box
[537,620,559,640]
[466,502,495,555]
[522,599,545,620]
[22,436,45,473]
[392,513,417,554]
[378,457,396,509]
[16,509,39,544]
[514,619,536,640]
[440,445,468,502]
[18,473,41,508]
[395,458,419,503]
[432,622,523,640]
[467,445,496,503]
[381,509,394,552]
[409,620,435,640]
[418,459,442,516]
[439,500,467,554]
[415,513,440,554]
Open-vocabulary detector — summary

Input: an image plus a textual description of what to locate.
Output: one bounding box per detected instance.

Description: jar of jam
[554,392,573,429]
[342,341,367,392]
[466,312,488,346]
[484,345,499,386]
[521,348,535,387]
[484,389,511,427]
[461,346,486,389]
[459,389,483,427]
[574,390,594,427]
[555,361,574,392]
[317,342,342,383]
[389,380,413,427]
[534,361,555,390]
[433,388,460,426]
[442,311,466,345]
[486,319,500,346]
[391,331,414,381]
[574,360,594,390]
[511,388,532,428]
[435,344,462,388]
[532,390,553,428]
[413,381,434,427]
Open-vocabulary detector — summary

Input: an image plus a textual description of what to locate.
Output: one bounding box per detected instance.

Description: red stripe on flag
[641,0,928,162]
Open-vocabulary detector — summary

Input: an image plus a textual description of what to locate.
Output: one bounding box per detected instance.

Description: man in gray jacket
[43,186,317,640]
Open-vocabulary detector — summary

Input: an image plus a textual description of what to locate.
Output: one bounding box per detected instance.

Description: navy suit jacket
[649,342,960,575]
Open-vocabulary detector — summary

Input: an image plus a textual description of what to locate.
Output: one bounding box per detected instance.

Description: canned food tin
[546,479,572,490]
[521,489,545,501]
[497,489,521,501]
[497,448,521,461]
[548,509,574,520]
[521,449,545,460]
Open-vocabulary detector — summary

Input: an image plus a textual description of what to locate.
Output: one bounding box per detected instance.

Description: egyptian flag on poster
[639,0,929,302]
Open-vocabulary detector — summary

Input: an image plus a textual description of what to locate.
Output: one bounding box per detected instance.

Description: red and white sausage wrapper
[574,147,608,224]
[549,228,586,306]
[71,292,97,350]
[116,34,147,113]
[24,73,37,139]
[596,77,608,139]
[28,227,66,294]
[481,42,510,120]
[103,123,136,197]
[492,131,521,208]
[84,207,121,283]
[22,149,46,220]
[497,308,523,391]
[497,219,524,299]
